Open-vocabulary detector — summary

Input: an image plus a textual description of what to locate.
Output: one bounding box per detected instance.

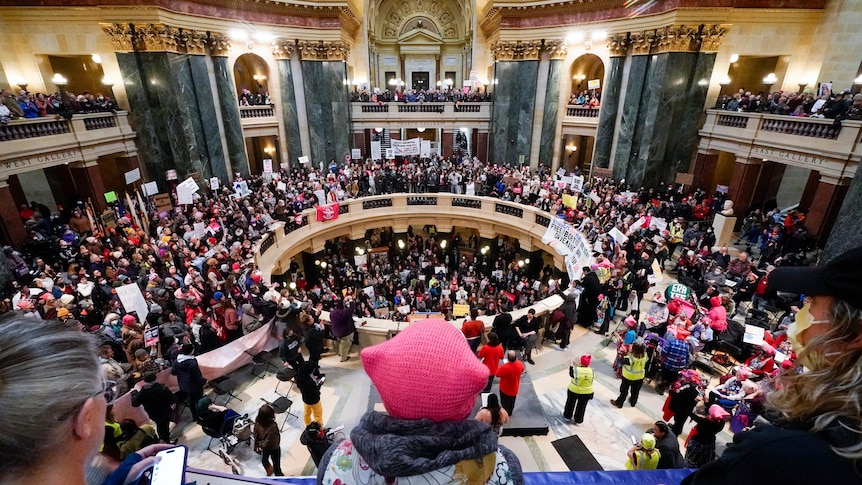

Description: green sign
[104,191,118,203]
[518,155,525,165]
[666,283,692,301]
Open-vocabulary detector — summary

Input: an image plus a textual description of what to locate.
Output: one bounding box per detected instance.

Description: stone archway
[568,54,605,102]
[233,53,270,101]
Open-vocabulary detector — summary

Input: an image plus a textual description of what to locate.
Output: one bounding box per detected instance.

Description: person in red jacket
[496,350,525,416]
[743,343,775,377]
[478,332,504,392]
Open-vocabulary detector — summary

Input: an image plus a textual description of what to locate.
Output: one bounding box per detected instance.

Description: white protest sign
[743,324,765,346]
[397,305,411,314]
[465,182,475,196]
[143,181,159,197]
[370,141,382,161]
[298,156,310,164]
[276,181,287,192]
[209,177,220,191]
[263,159,273,173]
[385,148,394,159]
[556,168,566,177]
[233,181,250,197]
[115,283,149,323]
[124,168,141,185]
[351,149,362,160]
[570,175,584,193]
[177,177,199,205]
[391,138,421,156]
[420,140,431,158]
[609,227,628,245]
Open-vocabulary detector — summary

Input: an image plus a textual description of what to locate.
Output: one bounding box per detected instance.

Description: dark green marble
[664,52,716,180]
[189,56,228,181]
[594,56,625,169]
[213,57,249,177]
[613,55,650,182]
[824,174,862,258]
[276,59,303,166]
[490,60,539,165]
[538,59,562,167]
[301,61,350,165]
[117,52,168,186]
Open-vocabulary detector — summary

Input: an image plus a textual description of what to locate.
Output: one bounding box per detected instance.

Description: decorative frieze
[101,22,230,56]
[606,33,629,57]
[544,40,567,60]
[654,25,699,53]
[181,30,209,56]
[699,24,730,52]
[135,24,181,53]
[629,30,656,56]
[297,40,350,61]
[490,40,542,61]
[101,23,135,52]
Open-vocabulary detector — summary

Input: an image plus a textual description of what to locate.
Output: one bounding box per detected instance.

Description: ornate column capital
[101,23,135,52]
[490,40,542,61]
[435,53,440,61]
[272,39,296,60]
[134,23,181,53]
[208,33,231,57]
[180,30,208,55]
[699,24,730,52]
[629,30,656,55]
[606,33,629,57]
[544,39,567,60]
[654,25,700,53]
[297,40,350,61]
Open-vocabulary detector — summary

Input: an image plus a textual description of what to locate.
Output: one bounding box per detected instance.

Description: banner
[541,217,593,282]
[263,159,273,173]
[370,141,382,161]
[391,138,421,156]
[315,202,340,221]
[420,140,431,158]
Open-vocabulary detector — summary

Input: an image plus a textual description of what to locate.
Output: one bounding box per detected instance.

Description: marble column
[594,56,625,170]
[301,61,350,164]
[691,150,718,191]
[751,161,785,207]
[538,59,562,167]
[211,56,248,177]
[276,59,304,165]
[0,180,26,246]
[798,170,820,212]
[806,175,849,246]
[726,156,761,220]
[612,54,650,181]
[824,168,862,261]
[490,60,539,165]
[442,131,453,158]
[70,161,108,212]
[528,56,550,168]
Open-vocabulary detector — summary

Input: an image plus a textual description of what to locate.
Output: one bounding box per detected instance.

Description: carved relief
[628,31,656,55]
[490,40,542,61]
[606,33,629,57]
[101,23,135,52]
[180,30,208,56]
[699,24,730,52]
[654,25,699,53]
[297,40,351,61]
[382,0,459,39]
[544,39,567,60]
[399,16,440,36]
[208,33,231,57]
[135,24,181,53]
[272,39,296,59]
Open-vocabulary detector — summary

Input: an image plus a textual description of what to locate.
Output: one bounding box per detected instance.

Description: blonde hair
[768,299,862,460]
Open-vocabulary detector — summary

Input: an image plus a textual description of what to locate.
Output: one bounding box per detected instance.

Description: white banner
[370,141,382,161]
[351,149,362,160]
[124,168,141,185]
[298,156,310,164]
[420,140,431,158]
[391,138,421,156]
[541,217,593,282]
[115,283,149,323]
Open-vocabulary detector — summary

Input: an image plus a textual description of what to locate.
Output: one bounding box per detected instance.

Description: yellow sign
[453,304,471,317]
[563,194,578,209]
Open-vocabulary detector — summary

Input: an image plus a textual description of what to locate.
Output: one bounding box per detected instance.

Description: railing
[83,113,117,130]
[454,103,482,113]
[361,104,389,113]
[760,117,840,139]
[565,106,600,117]
[239,105,275,118]
[0,117,71,141]
[407,196,438,205]
[398,104,444,113]
[259,232,275,255]
[716,114,748,128]
[350,102,492,127]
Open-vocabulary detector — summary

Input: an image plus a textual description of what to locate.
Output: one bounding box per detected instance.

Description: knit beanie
[361,319,487,422]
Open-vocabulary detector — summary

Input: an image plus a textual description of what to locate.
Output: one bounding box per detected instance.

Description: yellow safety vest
[625,449,660,470]
[568,366,594,394]
[622,355,647,381]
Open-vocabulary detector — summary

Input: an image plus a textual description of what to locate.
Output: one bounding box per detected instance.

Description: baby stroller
[198,400,252,474]
[301,423,345,468]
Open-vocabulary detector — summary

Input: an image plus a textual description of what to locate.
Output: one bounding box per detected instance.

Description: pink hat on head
[736,366,751,381]
[122,314,137,326]
[361,319,487,422]
[580,355,592,367]
[625,315,637,328]
[709,404,731,420]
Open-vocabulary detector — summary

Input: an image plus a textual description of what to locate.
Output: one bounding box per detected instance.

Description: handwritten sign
[453,304,470,317]
[153,193,172,213]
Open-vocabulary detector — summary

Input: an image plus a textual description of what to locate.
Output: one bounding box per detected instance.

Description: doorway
[412,72,429,90]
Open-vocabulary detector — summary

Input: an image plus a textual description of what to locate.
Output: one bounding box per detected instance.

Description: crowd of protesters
[1,87,118,123]
[715,86,862,121]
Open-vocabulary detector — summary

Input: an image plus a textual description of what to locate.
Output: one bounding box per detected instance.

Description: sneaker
[610,399,622,408]
[340,356,351,362]
[527,358,535,365]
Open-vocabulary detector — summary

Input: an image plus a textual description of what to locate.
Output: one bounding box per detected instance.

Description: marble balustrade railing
[0,112,128,142]
[351,102,492,122]
[565,106,601,118]
[238,105,275,118]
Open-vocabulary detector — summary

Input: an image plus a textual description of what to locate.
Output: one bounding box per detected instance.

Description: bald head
[507,350,518,362]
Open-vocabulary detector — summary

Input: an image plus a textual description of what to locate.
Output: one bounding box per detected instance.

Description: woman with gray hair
[0,317,169,485]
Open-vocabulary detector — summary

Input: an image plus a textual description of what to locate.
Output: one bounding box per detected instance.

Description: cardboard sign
[453,304,470,317]
[124,168,141,185]
[153,193,172,213]
[100,210,117,229]
[351,149,361,160]
[144,327,159,347]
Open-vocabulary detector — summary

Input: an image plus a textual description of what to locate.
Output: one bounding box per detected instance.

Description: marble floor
[176,278,734,479]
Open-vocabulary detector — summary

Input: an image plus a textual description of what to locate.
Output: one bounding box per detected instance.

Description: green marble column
[490,60,539,165]
[664,52,717,179]
[276,59,303,165]
[212,56,249,177]
[612,55,650,182]
[301,61,350,165]
[538,59,562,166]
[593,56,625,169]
[824,173,862,262]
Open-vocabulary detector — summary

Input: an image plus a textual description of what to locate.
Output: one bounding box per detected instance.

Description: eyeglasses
[55,377,115,421]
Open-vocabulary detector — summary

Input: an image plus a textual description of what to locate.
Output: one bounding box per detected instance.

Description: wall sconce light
[763,73,778,85]
[91,54,102,64]
[374,127,384,133]
[263,147,274,155]
[729,53,739,63]
[417,127,425,133]
[718,76,731,86]
[13,77,28,92]
[397,239,405,249]
[440,240,447,249]
[102,76,115,87]
[52,73,68,87]
[854,74,862,85]
[697,79,709,86]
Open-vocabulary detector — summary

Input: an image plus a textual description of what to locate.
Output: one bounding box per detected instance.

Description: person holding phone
[0,317,172,485]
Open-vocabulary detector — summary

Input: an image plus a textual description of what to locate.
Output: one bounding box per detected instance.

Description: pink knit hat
[361,319,488,422]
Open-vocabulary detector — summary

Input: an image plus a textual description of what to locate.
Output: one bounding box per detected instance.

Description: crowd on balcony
[568,89,601,108]
[715,87,862,121]
[0,87,118,124]
[238,88,272,107]
[350,88,492,103]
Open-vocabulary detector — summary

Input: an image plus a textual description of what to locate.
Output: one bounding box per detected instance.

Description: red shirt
[462,319,485,339]
[478,343,504,377]
[496,360,525,396]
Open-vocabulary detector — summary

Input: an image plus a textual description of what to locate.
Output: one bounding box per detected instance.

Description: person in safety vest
[611,341,648,408]
[626,432,661,470]
[563,354,594,425]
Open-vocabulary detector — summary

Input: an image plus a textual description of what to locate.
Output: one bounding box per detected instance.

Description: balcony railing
[565,106,600,117]
[0,117,71,141]
[350,102,492,128]
[239,105,275,118]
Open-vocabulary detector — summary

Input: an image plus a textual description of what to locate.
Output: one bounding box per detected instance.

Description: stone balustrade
[561,105,600,136]
[239,105,275,118]
[350,102,492,130]
[565,106,601,118]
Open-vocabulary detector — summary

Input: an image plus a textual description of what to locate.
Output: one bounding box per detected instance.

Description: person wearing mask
[611,341,647,408]
[683,246,862,483]
[563,354,595,425]
[171,343,207,421]
[652,421,685,469]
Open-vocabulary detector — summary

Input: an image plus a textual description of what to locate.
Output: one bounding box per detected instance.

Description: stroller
[199,404,253,474]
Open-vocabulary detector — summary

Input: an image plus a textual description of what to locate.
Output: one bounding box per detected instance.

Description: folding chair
[274,367,298,397]
[210,376,243,406]
[246,349,278,378]
[260,395,297,431]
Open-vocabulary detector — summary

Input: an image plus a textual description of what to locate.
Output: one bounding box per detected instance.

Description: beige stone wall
[808,0,862,90]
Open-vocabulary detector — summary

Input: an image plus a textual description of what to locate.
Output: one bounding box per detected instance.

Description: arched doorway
[233,53,270,103]
[568,54,604,104]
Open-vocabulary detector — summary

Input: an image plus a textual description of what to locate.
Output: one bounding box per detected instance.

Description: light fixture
[566,31,584,44]
[289,282,297,290]
[525,258,530,264]
[517,260,525,268]
[253,74,267,82]
[91,54,102,64]
[718,76,731,86]
[397,239,405,249]
[51,73,68,86]
[320,261,328,269]
[315,259,321,266]
[440,240,447,249]
[493,79,499,85]
[13,77,27,92]
[480,245,489,255]
[356,248,365,255]
[445,78,453,87]
[436,80,442,87]
[374,127,384,133]
[102,76,114,87]
[729,53,739,63]
[263,147,274,155]
[567,145,577,152]
[417,127,425,132]
[763,73,778,86]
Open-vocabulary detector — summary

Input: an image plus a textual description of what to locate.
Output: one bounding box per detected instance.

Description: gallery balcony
[239,105,279,138]
[561,105,600,136]
[350,102,491,131]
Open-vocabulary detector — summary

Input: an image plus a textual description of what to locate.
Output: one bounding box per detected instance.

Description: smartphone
[150,446,187,485]
[630,435,638,446]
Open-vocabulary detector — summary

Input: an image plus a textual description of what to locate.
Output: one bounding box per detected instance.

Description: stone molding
[628,31,656,56]
[699,24,730,52]
[606,33,630,57]
[101,22,231,56]
[297,40,350,61]
[544,39,567,60]
[490,40,542,61]
[654,24,700,53]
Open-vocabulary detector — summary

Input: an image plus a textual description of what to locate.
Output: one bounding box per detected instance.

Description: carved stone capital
[544,39,567,60]
[101,23,135,52]
[629,30,656,56]
[297,40,350,61]
[606,33,629,57]
[134,24,181,53]
[654,25,699,53]
[180,30,208,56]
[272,39,296,60]
[208,33,231,57]
[490,40,542,61]
[699,24,730,52]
